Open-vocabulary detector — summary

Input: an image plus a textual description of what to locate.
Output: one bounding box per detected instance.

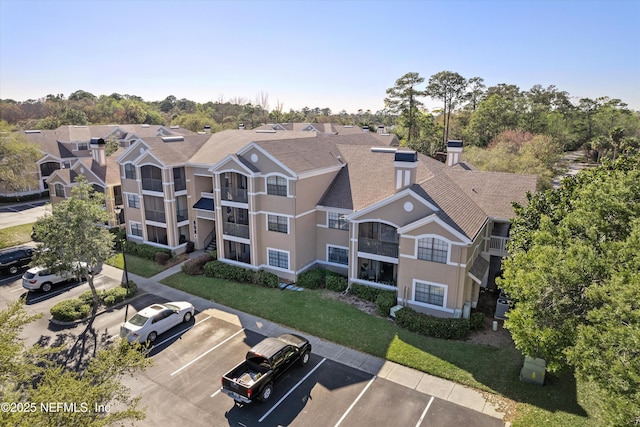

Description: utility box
[520,356,546,385]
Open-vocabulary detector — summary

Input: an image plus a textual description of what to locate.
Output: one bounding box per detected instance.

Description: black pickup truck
[221,333,312,404]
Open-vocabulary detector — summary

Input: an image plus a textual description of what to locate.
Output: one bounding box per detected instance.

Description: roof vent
[24,130,41,134]
[161,136,184,143]
[255,129,276,133]
[370,147,397,153]
[170,125,180,129]
[142,124,150,127]
[394,150,418,162]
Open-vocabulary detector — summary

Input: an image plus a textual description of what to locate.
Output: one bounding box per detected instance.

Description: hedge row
[124,241,172,262]
[203,260,279,288]
[296,268,347,291]
[50,283,138,322]
[395,307,485,339]
[347,283,398,317]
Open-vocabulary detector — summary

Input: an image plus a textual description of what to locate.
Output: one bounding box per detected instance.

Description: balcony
[145,210,166,223]
[142,178,163,192]
[358,237,399,258]
[222,186,248,203]
[489,235,509,257]
[223,221,250,239]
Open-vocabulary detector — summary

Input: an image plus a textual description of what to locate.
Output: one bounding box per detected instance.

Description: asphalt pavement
[100,256,507,422]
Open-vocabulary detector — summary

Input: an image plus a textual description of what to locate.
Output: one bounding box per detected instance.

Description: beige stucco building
[26,123,536,318]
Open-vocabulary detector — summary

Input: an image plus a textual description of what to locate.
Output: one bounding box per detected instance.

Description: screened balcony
[357,222,399,258]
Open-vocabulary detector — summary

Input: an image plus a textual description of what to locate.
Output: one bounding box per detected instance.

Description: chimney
[362,125,369,133]
[204,125,211,134]
[238,123,245,130]
[394,150,418,191]
[90,137,106,166]
[377,125,385,134]
[446,140,463,166]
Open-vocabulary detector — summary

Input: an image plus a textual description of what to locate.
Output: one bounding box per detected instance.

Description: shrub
[204,260,253,283]
[182,253,216,276]
[470,311,485,331]
[50,299,91,322]
[296,268,324,290]
[326,275,348,293]
[395,307,471,339]
[103,286,129,306]
[155,252,171,266]
[375,291,398,317]
[185,241,195,254]
[255,270,279,288]
[124,241,172,261]
[348,283,383,302]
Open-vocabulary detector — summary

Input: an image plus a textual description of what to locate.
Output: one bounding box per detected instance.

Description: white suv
[22,263,89,292]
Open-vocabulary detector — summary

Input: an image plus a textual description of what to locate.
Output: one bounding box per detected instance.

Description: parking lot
[0,264,503,427]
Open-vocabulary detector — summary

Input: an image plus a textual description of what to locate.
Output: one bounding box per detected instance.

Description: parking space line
[258,358,327,423]
[171,328,246,376]
[416,396,435,427]
[334,375,376,427]
[107,315,212,344]
[210,389,221,398]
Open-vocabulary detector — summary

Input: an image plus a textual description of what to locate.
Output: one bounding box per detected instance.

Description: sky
[1,0,639,114]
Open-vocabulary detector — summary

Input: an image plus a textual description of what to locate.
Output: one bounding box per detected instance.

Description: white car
[120,301,195,343]
[22,262,89,292]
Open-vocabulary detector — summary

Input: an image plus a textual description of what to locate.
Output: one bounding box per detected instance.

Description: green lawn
[161,273,598,427]
[0,223,33,249]
[105,253,170,278]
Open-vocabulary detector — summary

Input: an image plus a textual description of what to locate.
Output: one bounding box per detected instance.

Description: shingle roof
[254,137,343,174]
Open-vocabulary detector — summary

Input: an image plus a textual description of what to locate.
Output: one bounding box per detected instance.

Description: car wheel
[9,266,18,275]
[41,282,53,292]
[183,311,193,323]
[147,331,157,343]
[299,350,311,366]
[259,383,273,402]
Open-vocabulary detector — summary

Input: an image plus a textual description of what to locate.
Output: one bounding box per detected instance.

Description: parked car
[120,301,195,344]
[0,246,34,275]
[21,262,90,292]
[221,333,312,404]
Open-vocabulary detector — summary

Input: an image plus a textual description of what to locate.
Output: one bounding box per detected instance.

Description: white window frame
[127,194,140,209]
[326,245,349,266]
[130,222,143,237]
[413,280,448,309]
[266,174,288,196]
[267,214,289,233]
[124,163,136,180]
[327,212,349,230]
[267,248,290,271]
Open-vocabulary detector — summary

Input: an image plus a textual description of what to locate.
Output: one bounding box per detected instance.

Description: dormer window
[77,141,88,151]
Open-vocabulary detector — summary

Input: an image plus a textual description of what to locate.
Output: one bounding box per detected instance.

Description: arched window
[417,237,448,263]
[54,183,65,198]
[266,175,287,196]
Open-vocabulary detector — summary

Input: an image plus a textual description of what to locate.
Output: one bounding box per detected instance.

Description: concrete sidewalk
[101,255,507,422]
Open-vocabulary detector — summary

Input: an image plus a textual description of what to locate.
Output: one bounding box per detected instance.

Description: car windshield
[128,313,149,327]
[23,272,35,279]
[163,303,179,311]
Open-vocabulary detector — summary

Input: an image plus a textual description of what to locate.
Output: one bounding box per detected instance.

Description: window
[328,246,348,265]
[54,183,65,198]
[415,282,445,307]
[266,175,287,196]
[268,249,289,270]
[124,163,136,179]
[141,165,163,192]
[77,142,88,151]
[54,184,64,197]
[131,222,143,237]
[127,194,140,209]
[144,196,166,223]
[267,215,288,233]
[173,167,186,192]
[328,212,348,230]
[417,237,448,263]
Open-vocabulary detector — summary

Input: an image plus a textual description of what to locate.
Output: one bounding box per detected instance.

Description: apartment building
[115,126,536,318]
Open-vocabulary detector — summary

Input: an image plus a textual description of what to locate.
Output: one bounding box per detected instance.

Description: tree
[464,77,485,111]
[31,176,116,310]
[0,121,42,194]
[426,71,467,145]
[384,72,426,144]
[0,300,151,426]
[500,154,640,426]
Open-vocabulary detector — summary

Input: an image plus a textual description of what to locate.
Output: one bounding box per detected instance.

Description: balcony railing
[358,238,399,258]
[142,178,163,192]
[222,221,250,239]
[222,186,248,203]
[489,235,509,256]
[145,210,166,223]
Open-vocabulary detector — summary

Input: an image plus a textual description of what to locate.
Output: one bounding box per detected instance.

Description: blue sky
[1,0,639,113]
